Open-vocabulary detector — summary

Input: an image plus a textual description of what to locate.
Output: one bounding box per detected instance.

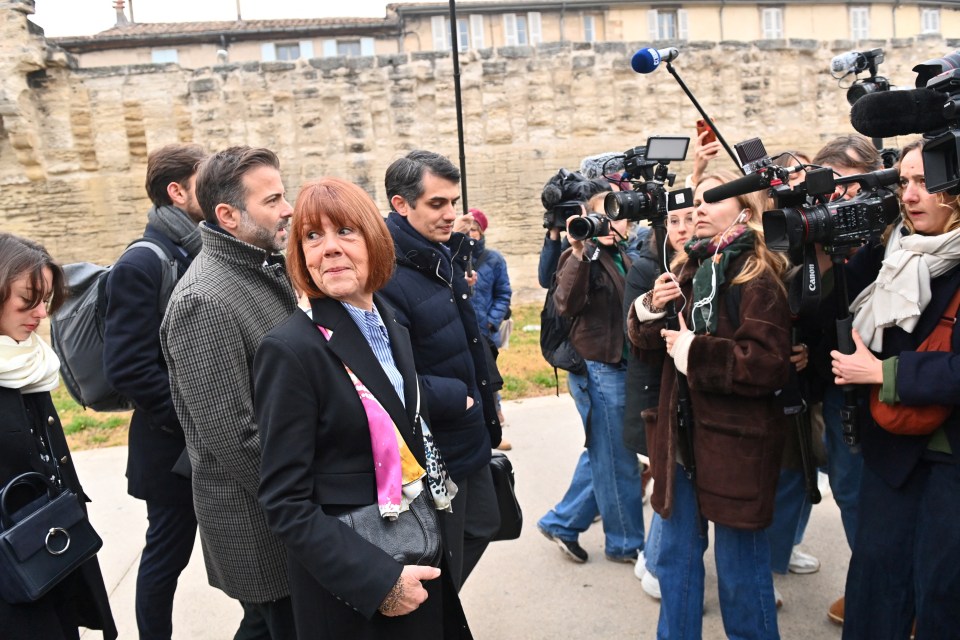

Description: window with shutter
[584,15,595,43]
[457,18,470,51]
[528,12,542,45]
[761,8,783,39]
[299,40,314,59]
[470,15,485,48]
[850,6,870,40]
[432,15,448,50]
[504,14,518,46]
[921,7,940,34]
[261,43,277,62]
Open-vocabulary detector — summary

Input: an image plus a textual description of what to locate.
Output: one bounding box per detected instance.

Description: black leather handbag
[489,451,523,541]
[336,489,442,567]
[0,472,102,604]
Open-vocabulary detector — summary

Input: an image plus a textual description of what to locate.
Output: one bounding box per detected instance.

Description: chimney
[113,0,130,26]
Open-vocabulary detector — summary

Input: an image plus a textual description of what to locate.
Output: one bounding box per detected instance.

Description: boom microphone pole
[448,0,469,211]
[663,61,743,175]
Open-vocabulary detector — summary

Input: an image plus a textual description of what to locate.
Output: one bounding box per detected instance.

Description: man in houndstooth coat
[161,146,298,639]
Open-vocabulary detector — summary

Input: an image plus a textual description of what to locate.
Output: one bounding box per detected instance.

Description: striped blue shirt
[341,301,406,408]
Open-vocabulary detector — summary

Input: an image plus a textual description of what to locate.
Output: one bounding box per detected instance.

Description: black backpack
[539,275,586,384]
[50,238,178,412]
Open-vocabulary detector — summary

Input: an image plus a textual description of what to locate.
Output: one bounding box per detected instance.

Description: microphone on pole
[631,47,680,74]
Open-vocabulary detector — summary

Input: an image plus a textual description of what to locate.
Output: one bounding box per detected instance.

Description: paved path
[75,393,849,639]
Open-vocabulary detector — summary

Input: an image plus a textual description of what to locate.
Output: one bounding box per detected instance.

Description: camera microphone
[631,47,680,74]
[849,88,950,138]
[831,51,863,74]
[702,171,773,203]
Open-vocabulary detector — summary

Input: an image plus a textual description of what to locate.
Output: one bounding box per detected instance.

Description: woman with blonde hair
[629,169,792,639]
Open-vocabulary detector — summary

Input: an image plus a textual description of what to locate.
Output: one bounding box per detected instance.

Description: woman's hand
[378,566,441,617]
[689,130,722,187]
[790,342,809,372]
[651,272,682,310]
[660,311,690,355]
[830,329,883,385]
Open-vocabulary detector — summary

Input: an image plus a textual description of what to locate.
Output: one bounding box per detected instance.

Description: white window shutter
[678,9,689,40]
[298,40,314,59]
[261,43,276,62]
[648,10,659,41]
[504,14,518,46]
[470,14,485,48]
[432,15,448,50]
[322,39,337,57]
[528,12,542,45]
[360,37,375,56]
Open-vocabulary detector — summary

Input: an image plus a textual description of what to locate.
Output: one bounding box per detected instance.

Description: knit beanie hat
[469,208,488,232]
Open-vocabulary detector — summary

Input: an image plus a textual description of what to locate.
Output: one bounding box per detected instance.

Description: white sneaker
[634,551,646,580]
[641,571,662,600]
[788,546,821,574]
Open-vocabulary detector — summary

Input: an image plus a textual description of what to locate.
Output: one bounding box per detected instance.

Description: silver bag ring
[45,527,71,555]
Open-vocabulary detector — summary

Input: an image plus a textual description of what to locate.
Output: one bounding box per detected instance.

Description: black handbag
[336,489,442,567]
[489,451,523,541]
[0,471,102,603]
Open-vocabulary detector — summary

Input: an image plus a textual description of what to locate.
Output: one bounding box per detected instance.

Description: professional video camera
[703,136,900,254]
[603,135,690,223]
[541,169,605,230]
[850,50,960,195]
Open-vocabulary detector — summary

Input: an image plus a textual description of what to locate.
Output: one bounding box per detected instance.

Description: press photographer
[536,173,647,567]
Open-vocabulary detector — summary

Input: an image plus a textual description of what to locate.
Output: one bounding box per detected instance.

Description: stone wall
[1,4,956,303]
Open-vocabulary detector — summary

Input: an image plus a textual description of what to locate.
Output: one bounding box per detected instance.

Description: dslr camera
[603,136,689,225]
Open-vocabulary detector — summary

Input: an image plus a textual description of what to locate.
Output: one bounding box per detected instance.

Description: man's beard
[237,211,287,253]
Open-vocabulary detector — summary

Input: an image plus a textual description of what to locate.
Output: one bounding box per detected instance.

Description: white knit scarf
[851,227,960,351]
[0,333,61,393]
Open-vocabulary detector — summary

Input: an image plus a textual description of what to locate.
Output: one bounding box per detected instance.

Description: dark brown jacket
[628,251,791,530]
[554,242,630,364]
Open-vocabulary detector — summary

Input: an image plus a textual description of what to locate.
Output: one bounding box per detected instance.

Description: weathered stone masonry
[1,3,956,303]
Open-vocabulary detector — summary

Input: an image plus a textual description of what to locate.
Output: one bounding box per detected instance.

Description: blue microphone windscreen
[631,49,658,74]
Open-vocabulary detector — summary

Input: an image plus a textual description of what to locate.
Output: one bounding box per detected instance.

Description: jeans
[822,387,863,549]
[539,360,645,558]
[843,460,960,640]
[645,512,664,577]
[766,468,813,574]
[658,464,780,640]
[136,501,198,640]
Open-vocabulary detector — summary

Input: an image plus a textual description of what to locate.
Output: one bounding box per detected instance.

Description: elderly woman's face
[302,214,371,308]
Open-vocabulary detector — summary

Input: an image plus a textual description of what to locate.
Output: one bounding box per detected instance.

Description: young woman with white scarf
[831,139,960,639]
[0,233,116,640]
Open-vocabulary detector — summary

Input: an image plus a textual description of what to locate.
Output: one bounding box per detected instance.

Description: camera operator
[830,139,960,639]
[629,169,791,639]
[803,134,882,625]
[537,181,647,565]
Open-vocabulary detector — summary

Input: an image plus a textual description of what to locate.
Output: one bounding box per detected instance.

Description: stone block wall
[1,5,956,304]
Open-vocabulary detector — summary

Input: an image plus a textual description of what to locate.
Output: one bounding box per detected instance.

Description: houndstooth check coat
[160,223,297,602]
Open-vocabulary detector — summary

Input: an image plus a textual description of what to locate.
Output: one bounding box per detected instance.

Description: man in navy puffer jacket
[381,150,503,592]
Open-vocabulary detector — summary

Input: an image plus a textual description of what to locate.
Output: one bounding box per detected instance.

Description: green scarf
[684,227,754,335]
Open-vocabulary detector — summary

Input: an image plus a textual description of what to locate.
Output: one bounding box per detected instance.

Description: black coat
[0,386,117,640]
[103,224,193,504]
[380,212,500,481]
[622,236,662,455]
[254,295,470,639]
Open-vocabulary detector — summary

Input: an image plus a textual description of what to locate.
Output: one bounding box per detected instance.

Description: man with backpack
[102,143,206,640]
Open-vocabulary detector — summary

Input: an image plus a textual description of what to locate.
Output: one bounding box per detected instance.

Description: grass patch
[53,301,561,451]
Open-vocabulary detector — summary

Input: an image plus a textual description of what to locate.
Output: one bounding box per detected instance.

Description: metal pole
[448,0,468,212]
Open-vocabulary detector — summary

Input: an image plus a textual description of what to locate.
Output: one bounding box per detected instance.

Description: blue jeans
[645,511,664,577]
[822,387,863,548]
[658,464,780,640]
[767,468,813,573]
[539,361,645,558]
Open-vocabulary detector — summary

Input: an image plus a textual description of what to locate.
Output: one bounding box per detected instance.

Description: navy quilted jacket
[381,212,501,480]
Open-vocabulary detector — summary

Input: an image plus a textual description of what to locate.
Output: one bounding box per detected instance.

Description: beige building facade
[53,1,960,70]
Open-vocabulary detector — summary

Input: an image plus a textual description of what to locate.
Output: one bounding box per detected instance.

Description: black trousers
[440,462,501,592]
[135,500,197,640]
[235,596,297,640]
